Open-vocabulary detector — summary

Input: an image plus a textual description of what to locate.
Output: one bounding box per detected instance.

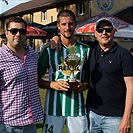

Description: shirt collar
[96,41,118,53]
[2,42,29,53]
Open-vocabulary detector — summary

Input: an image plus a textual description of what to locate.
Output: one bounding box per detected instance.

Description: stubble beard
[61,30,74,39]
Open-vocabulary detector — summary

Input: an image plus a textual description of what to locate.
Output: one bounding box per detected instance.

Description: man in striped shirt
[0,16,44,133]
[38,10,90,133]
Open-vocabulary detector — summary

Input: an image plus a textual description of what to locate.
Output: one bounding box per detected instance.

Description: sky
[0,0,31,14]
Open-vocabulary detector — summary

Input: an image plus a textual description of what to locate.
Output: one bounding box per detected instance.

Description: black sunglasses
[7,28,27,35]
[96,27,113,33]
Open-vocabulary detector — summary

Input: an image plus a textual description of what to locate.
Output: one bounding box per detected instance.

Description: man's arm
[119,76,133,133]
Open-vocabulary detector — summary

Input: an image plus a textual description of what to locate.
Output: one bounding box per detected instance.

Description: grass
[37,89,133,133]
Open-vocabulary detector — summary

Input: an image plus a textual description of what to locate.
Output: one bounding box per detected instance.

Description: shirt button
[101,54,103,57]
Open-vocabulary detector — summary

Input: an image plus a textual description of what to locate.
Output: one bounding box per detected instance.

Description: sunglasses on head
[96,27,113,33]
[7,28,27,35]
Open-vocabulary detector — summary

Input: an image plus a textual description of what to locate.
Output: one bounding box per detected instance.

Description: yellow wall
[28,8,58,50]
[33,8,58,25]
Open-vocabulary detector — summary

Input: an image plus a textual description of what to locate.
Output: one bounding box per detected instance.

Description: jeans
[0,123,37,133]
[88,110,122,133]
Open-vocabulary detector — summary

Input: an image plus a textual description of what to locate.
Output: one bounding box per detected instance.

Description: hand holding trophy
[65,45,80,90]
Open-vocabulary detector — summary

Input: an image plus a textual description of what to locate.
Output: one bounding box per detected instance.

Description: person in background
[40,38,46,51]
[40,38,50,51]
[50,18,133,133]
[0,16,44,133]
[38,10,90,133]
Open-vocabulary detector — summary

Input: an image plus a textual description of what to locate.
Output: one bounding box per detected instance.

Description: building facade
[0,0,132,50]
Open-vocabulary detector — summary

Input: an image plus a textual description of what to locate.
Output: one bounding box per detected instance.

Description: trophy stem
[69,69,76,82]
[68,69,79,90]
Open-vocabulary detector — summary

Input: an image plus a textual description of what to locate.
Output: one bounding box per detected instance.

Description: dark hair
[57,10,76,24]
[5,16,27,29]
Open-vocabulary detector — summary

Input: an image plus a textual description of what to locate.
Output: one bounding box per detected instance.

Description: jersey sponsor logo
[58,62,80,76]
[59,53,84,76]
[97,0,114,11]
[109,61,113,63]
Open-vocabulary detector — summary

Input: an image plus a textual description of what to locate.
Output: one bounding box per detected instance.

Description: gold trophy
[65,45,80,90]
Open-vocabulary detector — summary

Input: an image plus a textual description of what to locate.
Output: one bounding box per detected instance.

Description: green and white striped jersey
[38,41,90,116]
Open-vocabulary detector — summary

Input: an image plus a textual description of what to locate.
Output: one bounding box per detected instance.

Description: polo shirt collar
[97,41,118,53]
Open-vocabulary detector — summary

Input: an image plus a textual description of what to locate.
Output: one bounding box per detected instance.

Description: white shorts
[42,115,89,133]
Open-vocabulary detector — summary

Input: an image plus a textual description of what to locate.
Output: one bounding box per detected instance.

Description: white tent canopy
[76,12,133,38]
[114,25,133,38]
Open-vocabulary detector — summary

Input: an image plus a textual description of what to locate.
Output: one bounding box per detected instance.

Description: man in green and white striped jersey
[38,10,90,133]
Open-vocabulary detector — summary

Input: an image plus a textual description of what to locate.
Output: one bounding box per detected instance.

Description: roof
[0,0,85,19]
[114,6,133,24]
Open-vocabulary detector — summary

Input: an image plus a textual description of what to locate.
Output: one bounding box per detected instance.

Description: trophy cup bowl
[65,54,80,90]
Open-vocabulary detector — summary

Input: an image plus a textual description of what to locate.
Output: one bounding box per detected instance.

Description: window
[42,10,47,21]
[78,3,85,15]
[51,16,53,23]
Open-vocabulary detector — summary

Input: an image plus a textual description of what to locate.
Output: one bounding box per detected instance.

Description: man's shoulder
[39,44,50,56]
[111,42,132,60]
[76,40,90,47]
[0,46,6,57]
[0,47,2,53]
[27,46,39,59]
[77,40,97,48]
[41,44,50,52]
[0,48,3,59]
[115,42,130,53]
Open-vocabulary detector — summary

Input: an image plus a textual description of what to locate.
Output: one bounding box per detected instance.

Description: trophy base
[68,81,79,90]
